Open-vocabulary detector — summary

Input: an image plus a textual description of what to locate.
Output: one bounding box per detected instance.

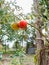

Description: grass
[0,49,34,65]
[0,54,34,65]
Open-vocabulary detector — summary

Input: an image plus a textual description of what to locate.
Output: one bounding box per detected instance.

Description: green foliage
[0,0,36,49]
[0,0,49,50]
[39,0,49,19]
[33,55,37,64]
[3,50,16,54]
[0,0,21,41]
[11,58,20,65]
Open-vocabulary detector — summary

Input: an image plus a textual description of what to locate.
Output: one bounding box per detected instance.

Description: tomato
[11,22,19,30]
[18,20,27,29]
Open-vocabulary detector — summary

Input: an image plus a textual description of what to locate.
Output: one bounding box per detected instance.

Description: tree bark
[33,0,46,65]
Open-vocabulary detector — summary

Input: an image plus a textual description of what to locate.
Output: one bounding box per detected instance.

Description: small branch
[27,23,40,32]
[28,23,49,43]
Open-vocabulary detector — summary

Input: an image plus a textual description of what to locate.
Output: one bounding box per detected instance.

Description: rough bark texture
[35,19,46,65]
[33,0,47,65]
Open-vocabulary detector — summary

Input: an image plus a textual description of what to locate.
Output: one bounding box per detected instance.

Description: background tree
[32,0,49,65]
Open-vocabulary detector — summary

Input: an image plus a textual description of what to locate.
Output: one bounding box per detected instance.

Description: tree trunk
[33,0,46,65]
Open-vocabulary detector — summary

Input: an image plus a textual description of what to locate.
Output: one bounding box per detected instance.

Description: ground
[0,54,34,65]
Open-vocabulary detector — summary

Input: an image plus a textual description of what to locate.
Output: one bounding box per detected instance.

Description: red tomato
[18,20,27,29]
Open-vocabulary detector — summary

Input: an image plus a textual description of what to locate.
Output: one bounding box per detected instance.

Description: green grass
[0,54,34,65]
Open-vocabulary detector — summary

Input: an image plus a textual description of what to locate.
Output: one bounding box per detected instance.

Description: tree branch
[28,23,49,43]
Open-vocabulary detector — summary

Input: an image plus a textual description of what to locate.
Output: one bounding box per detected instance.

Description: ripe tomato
[18,20,27,29]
